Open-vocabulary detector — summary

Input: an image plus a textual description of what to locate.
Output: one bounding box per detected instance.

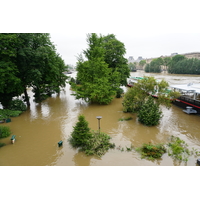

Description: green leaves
[0,33,68,107]
[138,96,162,126]
[74,33,129,105]
[69,115,114,157]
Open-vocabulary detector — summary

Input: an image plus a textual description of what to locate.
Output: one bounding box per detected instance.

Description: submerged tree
[69,115,92,148]
[122,76,180,126]
[138,96,162,126]
[73,33,129,104]
[0,33,68,108]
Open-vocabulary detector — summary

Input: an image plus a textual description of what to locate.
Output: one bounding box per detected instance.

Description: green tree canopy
[145,57,163,73]
[73,33,129,104]
[0,33,68,108]
[122,76,180,125]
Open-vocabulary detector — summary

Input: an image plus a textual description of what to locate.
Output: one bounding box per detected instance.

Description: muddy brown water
[0,71,200,166]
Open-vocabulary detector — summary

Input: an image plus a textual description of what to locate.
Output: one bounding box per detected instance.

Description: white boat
[170,83,200,114]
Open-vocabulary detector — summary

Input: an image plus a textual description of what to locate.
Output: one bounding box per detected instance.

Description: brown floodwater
[0,71,200,166]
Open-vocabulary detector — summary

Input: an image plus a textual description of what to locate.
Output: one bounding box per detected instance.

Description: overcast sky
[3,0,200,66]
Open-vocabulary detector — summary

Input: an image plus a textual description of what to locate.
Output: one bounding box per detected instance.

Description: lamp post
[96,116,102,133]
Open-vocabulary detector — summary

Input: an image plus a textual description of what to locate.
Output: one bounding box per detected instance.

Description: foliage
[0,33,68,107]
[69,115,115,157]
[168,54,186,74]
[144,58,163,73]
[122,76,180,126]
[69,115,92,148]
[123,76,180,114]
[168,56,200,74]
[0,34,24,108]
[82,131,115,157]
[118,117,133,121]
[128,62,137,71]
[0,109,22,120]
[122,87,146,113]
[139,60,146,68]
[7,99,27,111]
[73,33,129,104]
[167,136,200,162]
[116,88,124,98]
[138,96,162,126]
[102,34,130,86]
[136,142,166,160]
[0,126,12,138]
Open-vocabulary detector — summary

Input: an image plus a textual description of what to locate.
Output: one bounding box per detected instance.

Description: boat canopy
[170,83,200,94]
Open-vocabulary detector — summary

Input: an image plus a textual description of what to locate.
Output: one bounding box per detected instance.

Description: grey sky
[50,32,200,66]
[3,0,200,66]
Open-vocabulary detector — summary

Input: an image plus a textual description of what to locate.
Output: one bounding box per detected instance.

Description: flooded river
[0,71,200,166]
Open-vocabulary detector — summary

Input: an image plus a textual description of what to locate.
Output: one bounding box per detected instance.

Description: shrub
[136,142,166,160]
[8,99,27,111]
[69,115,115,157]
[116,88,124,98]
[69,115,92,148]
[82,131,115,157]
[0,109,22,120]
[0,126,12,138]
[138,96,162,126]
[167,136,195,162]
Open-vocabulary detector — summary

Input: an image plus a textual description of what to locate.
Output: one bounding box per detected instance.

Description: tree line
[144,54,200,74]
[0,33,68,109]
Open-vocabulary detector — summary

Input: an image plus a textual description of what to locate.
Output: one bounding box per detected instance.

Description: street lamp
[96,116,102,133]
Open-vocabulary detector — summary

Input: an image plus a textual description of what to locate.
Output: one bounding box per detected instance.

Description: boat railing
[178,96,200,106]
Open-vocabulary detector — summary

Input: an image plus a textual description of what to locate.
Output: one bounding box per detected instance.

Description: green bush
[69,115,115,157]
[82,131,115,157]
[116,88,124,98]
[167,136,194,162]
[8,99,27,111]
[69,115,92,148]
[138,96,162,126]
[0,126,12,138]
[136,143,166,160]
[0,109,22,120]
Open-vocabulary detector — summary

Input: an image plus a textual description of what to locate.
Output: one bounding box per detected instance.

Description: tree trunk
[24,88,30,107]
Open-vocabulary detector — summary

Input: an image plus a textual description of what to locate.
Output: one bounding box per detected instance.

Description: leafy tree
[73,33,122,104]
[138,96,162,126]
[168,57,200,74]
[145,58,163,73]
[102,34,130,86]
[0,34,24,108]
[128,62,137,71]
[163,57,171,71]
[168,54,186,73]
[139,60,146,69]
[0,33,68,107]
[16,33,67,103]
[122,76,180,125]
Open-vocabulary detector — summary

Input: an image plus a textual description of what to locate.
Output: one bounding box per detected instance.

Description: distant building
[128,56,134,63]
[171,53,178,56]
[136,56,144,63]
